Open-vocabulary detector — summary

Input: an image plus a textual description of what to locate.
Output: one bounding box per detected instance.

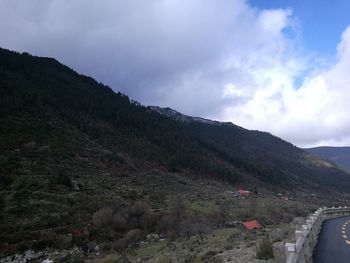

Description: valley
[1,48,350,262]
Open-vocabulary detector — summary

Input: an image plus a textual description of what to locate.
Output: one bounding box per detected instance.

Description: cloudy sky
[1,0,350,147]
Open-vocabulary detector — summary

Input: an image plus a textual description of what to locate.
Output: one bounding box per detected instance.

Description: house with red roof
[242,220,263,230]
[238,189,251,196]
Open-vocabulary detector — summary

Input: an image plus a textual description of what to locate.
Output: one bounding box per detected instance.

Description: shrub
[56,173,72,187]
[111,238,128,251]
[165,229,177,241]
[33,231,56,250]
[92,207,113,229]
[8,176,31,214]
[48,172,72,189]
[256,236,273,260]
[158,213,176,232]
[112,213,128,230]
[141,211,159,231]
[33,231,72,250]
[130,201,150,216]
[55,234,73,249]
[124,229,143,245]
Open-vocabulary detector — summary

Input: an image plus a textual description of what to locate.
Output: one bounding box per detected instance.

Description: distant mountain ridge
[305,146,350,172]
[149,106,240,127]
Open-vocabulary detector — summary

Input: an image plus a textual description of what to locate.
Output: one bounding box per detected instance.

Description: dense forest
[1,48,348,191]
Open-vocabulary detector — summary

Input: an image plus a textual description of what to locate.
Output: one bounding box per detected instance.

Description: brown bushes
[124,229,143,244]
[130,201,150,216]
[112,213,128,230]
[141,211,159,231]
[111,229,143,251]
[92,207,113,229]
[91,200,187,250]
[111,238,127,251]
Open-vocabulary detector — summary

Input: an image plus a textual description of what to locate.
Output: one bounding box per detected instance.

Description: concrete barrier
[284,206,350,263]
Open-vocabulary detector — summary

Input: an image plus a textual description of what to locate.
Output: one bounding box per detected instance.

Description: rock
[71,180,80,191]
[166,242,177,251]
[24,250,39,261]
[95,244,100,252]
[87,241,97,253]
[147,233,160,243]
[0,254,23,263]
[13,254,24,263]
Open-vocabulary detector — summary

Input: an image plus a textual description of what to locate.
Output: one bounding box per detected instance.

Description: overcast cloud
[1,0,350,147]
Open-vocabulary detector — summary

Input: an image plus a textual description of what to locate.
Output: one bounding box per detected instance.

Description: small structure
[227,189,251,199]
[242,220,263,230]
[238,189,251,196]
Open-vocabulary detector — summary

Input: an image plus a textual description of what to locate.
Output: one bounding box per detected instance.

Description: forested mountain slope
[0,47,349,193]
[1,47,349,255]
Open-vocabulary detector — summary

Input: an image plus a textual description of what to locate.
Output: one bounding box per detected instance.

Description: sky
[1,0,350,147]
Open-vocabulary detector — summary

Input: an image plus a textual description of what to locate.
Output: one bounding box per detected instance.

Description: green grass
[133,243,165,259]
[185,199,220,214]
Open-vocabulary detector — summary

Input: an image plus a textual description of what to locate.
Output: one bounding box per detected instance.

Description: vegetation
[256,236,274,260]
[1,47,349,192]
[1,47,350,259]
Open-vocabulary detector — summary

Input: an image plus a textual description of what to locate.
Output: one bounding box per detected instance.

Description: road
[314,216,350,263]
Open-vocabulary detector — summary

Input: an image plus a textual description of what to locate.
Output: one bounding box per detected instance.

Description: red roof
[238,189,250,195]
[242,220,263,230]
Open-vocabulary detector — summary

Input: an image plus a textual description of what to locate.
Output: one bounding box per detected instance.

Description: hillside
[2,47,348,191]
[305,146,350,172]
[149,107,350,190]
[1,47,350,257]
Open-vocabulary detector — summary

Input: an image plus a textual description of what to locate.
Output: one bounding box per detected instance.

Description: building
[242,220,263,230]
[238,189,251,196]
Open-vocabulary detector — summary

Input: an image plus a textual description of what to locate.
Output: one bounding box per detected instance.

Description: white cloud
[0,0,350,146]
[220,25,350,147]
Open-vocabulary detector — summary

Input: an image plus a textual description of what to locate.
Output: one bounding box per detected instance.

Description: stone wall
[284,206,350,263]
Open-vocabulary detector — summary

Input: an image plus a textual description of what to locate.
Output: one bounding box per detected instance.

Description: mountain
[1,47,350,255]
[1,47,350,194]
[149,106,225,125]
[305,146,350,172]
[148,106,346,187]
